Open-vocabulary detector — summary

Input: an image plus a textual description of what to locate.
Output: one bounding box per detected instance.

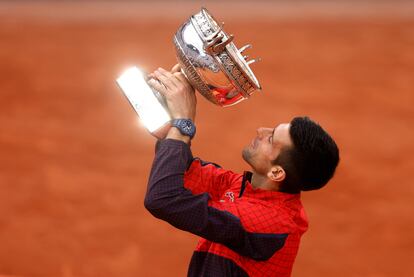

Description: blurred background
[0,0,413,276]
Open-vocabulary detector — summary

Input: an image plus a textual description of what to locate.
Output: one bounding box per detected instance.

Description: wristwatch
[171,119,196,139]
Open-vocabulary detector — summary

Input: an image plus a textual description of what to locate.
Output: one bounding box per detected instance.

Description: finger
[154,68,179,90]
[145,73,156,82]
[158,67,180,78]
[147,78,167,94]
[174,72,193,91]
[154,72,176,90]
[173,72,188,83]
[171,64,181,73]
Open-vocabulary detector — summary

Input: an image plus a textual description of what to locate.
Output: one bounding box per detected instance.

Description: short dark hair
[273,116,339,193]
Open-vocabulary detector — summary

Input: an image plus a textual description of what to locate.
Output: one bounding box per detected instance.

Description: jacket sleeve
[144,139,288,261]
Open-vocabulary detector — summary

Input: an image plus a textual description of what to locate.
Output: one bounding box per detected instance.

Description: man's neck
[250,172,281,192]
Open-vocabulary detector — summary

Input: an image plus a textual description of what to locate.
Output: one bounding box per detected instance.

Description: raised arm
[144,67,287,261]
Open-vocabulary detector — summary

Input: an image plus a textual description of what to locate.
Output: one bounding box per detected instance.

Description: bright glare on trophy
[116,67,171,133]
[117,8,262,138]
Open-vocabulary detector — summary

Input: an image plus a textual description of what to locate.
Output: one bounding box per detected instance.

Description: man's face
[242,123,293,175]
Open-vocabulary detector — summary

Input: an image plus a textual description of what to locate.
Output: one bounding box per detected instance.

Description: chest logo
[224,191,235,202]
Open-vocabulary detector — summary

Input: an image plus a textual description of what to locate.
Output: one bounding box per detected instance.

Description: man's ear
[267,165,286,182]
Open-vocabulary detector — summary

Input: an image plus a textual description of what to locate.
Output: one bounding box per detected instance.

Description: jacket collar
[239,171,301,204]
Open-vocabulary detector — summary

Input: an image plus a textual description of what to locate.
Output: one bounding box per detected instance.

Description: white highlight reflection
[117,67,170,132]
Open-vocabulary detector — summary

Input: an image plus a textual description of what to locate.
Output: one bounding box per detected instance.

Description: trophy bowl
[117,8,262,138]
[174,7,261,107]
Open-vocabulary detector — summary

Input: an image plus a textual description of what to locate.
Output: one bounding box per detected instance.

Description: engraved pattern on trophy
[173,35,219,105]
[194,9,258,95]
[173,8,262,107]
[173,19,222,105]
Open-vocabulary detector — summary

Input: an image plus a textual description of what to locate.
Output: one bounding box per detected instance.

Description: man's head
[242,116,339,193]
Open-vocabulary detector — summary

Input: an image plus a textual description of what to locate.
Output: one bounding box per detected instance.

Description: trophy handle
[205,34,234,55]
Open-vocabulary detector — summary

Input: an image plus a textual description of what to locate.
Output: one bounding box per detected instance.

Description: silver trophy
[117,8,261,138]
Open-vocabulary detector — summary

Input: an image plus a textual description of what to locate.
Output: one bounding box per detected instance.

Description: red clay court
[0,1,413,276]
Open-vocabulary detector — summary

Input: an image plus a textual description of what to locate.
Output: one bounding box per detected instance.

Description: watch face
[174,119,195,138]
[182,122,193,132]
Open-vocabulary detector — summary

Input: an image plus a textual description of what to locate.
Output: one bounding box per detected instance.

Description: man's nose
[256,127,267,137]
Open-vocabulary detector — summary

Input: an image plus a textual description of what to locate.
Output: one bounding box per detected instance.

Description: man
[144,66,339,276]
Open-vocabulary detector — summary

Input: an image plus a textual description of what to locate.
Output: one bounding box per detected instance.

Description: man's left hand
[147,67,196,121]
[147,66,197,143]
